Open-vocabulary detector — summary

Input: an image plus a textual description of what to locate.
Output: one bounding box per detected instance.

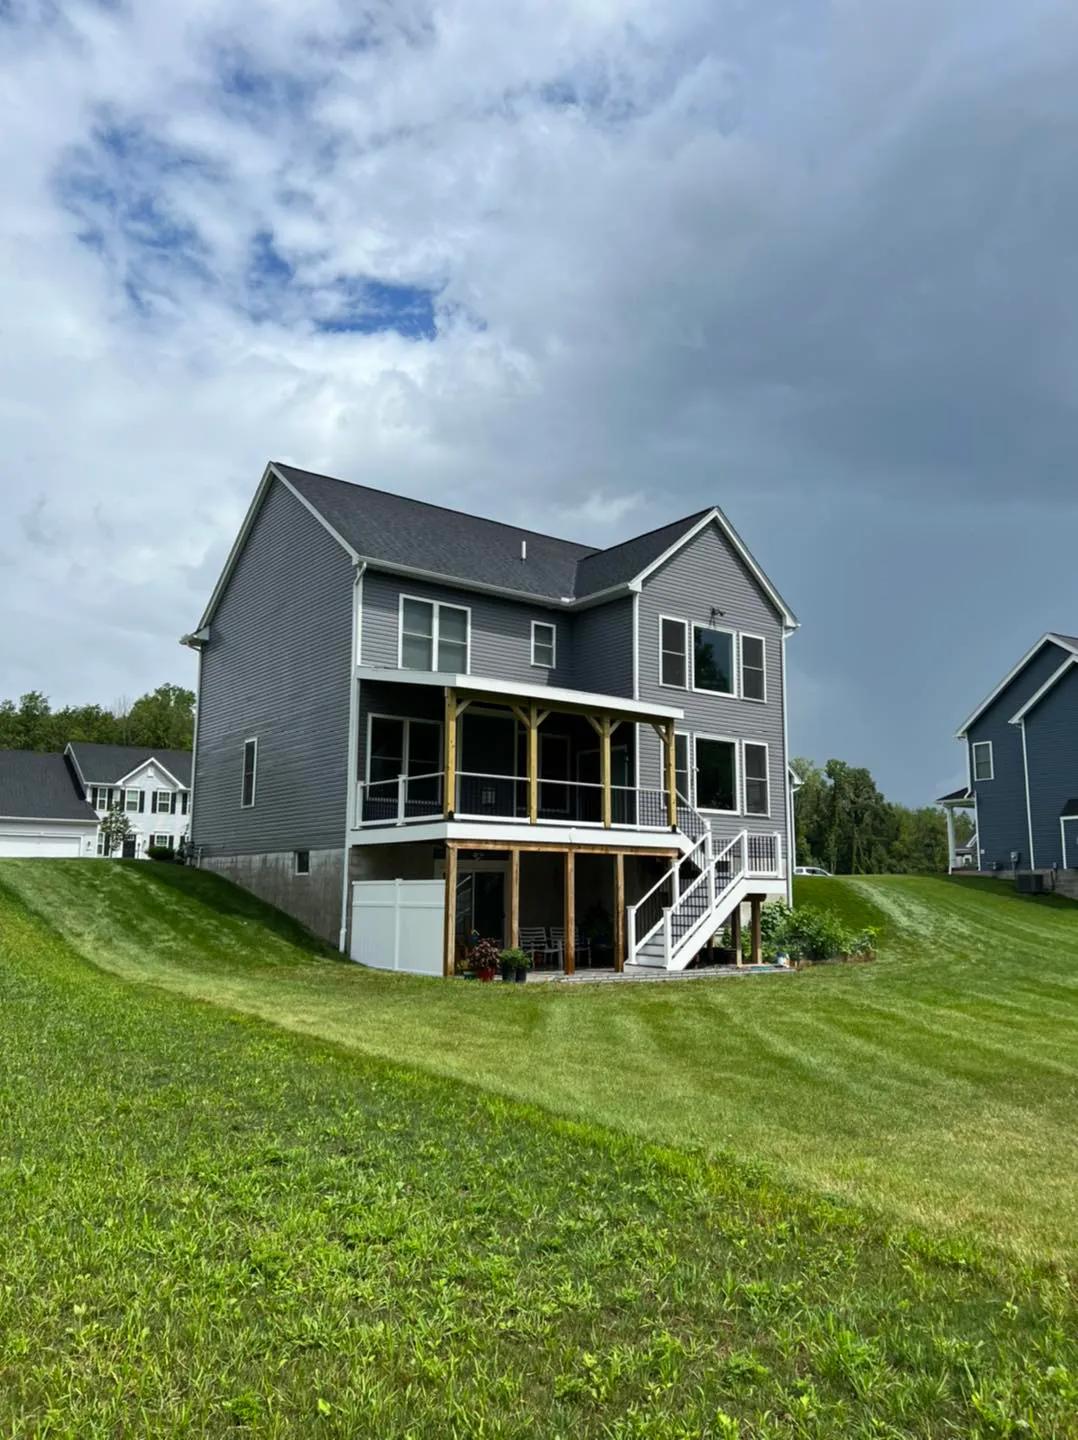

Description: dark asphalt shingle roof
[1050,633,1078,650]
[1061,798,1078,818]
[0,751,100,822]
[276,464,708,601]
[936,786,973,803]
[66,743,192,786]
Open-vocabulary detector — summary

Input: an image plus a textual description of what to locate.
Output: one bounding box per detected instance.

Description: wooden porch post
[601,715,613,828]
[613,851,625,972]
[749,895,763,967]
[665,719,678,828]
[444,687,457,818]
[528,704,540,824]
[564,849,576,975]
[443,841,458,976]
[730,903,742,968]
[508,847,520,949]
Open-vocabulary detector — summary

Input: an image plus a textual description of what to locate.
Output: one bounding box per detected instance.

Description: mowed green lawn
[1,864,1077,1436]
[5,861,1077,1264]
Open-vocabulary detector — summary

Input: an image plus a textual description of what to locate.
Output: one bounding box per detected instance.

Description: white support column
[945,807,956,874]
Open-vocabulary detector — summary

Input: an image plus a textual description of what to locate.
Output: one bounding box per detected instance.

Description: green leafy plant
[466,937,501,976]
[98,806,133,857]
[499,946,532,972]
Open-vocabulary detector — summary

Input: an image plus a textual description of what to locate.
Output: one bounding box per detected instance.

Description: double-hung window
[660,618,688,688]
[674,734,690,805]
[531,621,557,668]
[241,738,258,808]
[153,790,172,814]
[972,741,994,782]
[693,625,736,695]
[91,786,111,810]
[124,789,141,813]
[740,636,766,702]
[400,597,470,673]
[743,742,769,816]
[694,737,738,812]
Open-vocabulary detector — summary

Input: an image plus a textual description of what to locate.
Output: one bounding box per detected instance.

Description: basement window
[294,850,310,876]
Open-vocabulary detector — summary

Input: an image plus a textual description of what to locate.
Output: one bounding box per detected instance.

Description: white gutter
[781,626,795,903]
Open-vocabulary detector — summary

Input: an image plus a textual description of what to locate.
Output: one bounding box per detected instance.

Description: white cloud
[2,0,1078,804]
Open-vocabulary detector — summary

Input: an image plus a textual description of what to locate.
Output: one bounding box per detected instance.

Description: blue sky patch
[315,278,440,340]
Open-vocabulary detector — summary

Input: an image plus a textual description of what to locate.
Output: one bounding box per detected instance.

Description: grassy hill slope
[2,861,1078,1263]
[1,865,1077,1436]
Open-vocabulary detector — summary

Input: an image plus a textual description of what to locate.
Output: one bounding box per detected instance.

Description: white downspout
[1020,718,1036,870]
[781,626,795,905]
[339,561,366,951]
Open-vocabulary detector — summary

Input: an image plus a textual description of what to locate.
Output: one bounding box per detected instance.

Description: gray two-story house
[184,463,799,975]
[942,632,1078,874]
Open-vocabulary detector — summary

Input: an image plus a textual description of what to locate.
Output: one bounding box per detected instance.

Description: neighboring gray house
[184,462,799,975]
[0,750,100,857]
[943,633,1078,874]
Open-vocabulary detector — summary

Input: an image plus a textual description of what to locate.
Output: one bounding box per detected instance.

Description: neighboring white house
[65,743,192,859]
[0,750,100,857]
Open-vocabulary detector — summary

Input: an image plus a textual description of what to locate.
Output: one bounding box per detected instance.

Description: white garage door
[0,831,85,858]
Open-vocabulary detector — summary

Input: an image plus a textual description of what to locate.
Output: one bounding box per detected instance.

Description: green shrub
[499,946,533,971]
[721,902,879,963]
[146,845,177,863]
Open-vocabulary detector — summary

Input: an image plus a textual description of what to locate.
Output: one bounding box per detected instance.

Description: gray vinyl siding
[1021,663,1078,868]
[361,571,574,685]
[636,521,787,845]
[193,476,354,855]
[571,597,634,697]
[966,641,1070,871]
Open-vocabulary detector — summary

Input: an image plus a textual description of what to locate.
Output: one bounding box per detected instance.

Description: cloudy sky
[2,0,1076,804]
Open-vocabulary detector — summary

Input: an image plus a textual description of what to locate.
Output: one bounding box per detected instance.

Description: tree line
[793,757,972,876]
[0,685,194,753]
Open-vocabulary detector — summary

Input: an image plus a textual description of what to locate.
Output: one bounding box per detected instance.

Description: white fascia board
[349,820,681,851]
[1007,656,1078,725]
[193,462,361,634]
[113,758,187,789]
[956,633,1078,738]
[632,509,799,629]
[354,666,685,721]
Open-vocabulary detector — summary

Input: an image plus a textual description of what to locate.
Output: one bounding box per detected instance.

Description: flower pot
[501,960,513,983]
[514,965,527,983]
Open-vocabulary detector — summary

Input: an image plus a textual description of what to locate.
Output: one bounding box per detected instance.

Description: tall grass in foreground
[1,876,1077,1436]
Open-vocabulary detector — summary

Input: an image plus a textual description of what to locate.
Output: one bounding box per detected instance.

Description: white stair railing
[626,829,784,969]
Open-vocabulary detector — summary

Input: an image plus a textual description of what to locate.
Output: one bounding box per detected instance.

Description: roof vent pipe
[521,540,527,562]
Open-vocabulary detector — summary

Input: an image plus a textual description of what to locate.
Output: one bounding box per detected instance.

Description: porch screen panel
[407,720,442,808]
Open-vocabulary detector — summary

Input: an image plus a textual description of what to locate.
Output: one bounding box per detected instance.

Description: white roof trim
[355,666,685,721]
[113,758,188,789]
[195,464,360,633]
[1008,656,1078,724]
[632,508,799,629]
[955,633,1078,737]
[0,815,99,826]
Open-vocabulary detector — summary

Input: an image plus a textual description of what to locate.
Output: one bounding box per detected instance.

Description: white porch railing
[626,829,784,971]
[354,771,672,832]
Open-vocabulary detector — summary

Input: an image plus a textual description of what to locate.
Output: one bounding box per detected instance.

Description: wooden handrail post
[508,847,520,949]
[614,851,625,972]
[665,720,677,828]
[444,687,457,818]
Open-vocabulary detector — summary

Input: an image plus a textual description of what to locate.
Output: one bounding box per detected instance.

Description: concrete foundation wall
[200,848,344,944]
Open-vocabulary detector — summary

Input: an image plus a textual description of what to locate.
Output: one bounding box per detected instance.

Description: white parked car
[795,865,832,877]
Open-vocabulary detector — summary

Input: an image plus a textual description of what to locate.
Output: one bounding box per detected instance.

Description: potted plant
[466,937,501,982]
[499,946,533,984]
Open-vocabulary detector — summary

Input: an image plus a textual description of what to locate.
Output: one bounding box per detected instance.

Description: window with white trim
[368,717,442,805]
[740,636,766,702]
[151,834,172,850]
[674,733,690,805]
[531,621,556,668]
[124,788,142,813]
[91,786,111,810]
[972,741,994,782]
[400,597,469,672]
[743,742,769,816]
[294,849,310,876]
[695,737,738,812]
[241,739,258,807]
[693,626,736,695]
[153,790,172,814]
[660,618,688,688]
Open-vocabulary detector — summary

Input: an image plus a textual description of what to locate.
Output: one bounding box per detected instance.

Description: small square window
[531,621,557,668]
[295,849,310,876]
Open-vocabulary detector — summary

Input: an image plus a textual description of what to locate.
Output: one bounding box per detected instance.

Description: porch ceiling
[355,666,684,725]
